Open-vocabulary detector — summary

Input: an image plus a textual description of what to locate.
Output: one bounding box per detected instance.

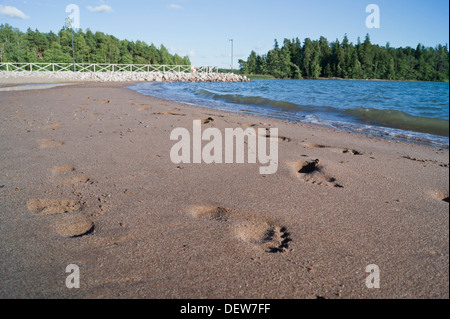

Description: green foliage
[240,35,449,82]
[0,24,191,66]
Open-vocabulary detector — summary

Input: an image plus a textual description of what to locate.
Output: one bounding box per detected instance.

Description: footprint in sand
[51,165,93,186]
[201,117,215,124]
[304,143,330,149]
[26,199,82,216]
[28,165,98,238]
[234,219,291,253]
[131,102,150,106]
[189,205,230,221]
[260,128,291,143]
[43,123,64,131]
[26,199,95,238]
[341,148,364,156]
[153,112,186,117]
[52,165,75,176]
[61,175,94,186]
[54,213,95,238]
[402,155,449,168]
[433,191,449,203]
[304,143,363,156]
[93,99,111,104]
[38,139,64,149]
[202,113,225,118]
[132,102,152,110]
[188,206,292,253]
[293,159,344,188]
[238,123,259,128]
[238,124,291,142]
[50,166,92,185]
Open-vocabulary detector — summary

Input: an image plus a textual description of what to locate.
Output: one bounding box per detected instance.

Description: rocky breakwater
[0,71,250,83]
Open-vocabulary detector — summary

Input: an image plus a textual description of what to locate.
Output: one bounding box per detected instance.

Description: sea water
[131,79,449,148]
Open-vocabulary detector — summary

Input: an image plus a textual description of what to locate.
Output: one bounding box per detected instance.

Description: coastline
[0,81,448,298]
[129,80,449,150]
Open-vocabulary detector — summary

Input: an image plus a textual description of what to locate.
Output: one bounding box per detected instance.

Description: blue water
[130,79,449,148]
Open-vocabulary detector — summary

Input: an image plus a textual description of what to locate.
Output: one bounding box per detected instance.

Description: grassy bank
[244,74,276,80]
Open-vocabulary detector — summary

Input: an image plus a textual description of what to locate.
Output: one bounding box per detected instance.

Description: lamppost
[229,38,233,73]
[65,17,76,72]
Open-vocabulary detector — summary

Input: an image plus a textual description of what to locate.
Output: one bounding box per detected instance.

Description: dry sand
[0,81,448,299]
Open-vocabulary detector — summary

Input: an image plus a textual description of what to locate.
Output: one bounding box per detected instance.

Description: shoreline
[0,81,448,298]
[128,81,449,150]
[1,79,448,149]
[2,75,448,150]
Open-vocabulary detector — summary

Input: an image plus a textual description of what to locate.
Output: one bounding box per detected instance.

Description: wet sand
[0,82,448,299]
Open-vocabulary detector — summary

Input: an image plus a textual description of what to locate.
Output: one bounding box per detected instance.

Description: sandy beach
[0,81,448,299]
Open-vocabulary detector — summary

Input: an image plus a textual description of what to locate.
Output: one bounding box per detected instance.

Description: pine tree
[0,24,190,66]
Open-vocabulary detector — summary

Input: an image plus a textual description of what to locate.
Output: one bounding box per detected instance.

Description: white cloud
[87,5,113,13]
[188,50,196,57]
[0,5,30,19]
[168,4,183,10]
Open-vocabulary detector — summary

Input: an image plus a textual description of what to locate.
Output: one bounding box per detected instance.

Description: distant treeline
[239,35,449,82]
[0,24,191,65]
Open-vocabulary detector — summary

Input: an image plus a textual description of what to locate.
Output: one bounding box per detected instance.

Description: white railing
[0,63,219,73]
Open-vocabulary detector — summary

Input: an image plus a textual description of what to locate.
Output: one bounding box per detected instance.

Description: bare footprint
[188,205,231,221]
[38,139,64,149]
[259,128,291,142]
[202,117,215,124]
[234,218,291,253]
[202,113,224,118]
[26,199,82,216]
[52,166,75,176]
[304,143,363,155]
[153,112,186,117]
[304,143,330,149]
[240,126,291,142]
[54,213,95,238]
[293,159,343,188]
[27,198,96,238]
[341,148,364,156]
[403,156,449,168]
[94,99,110,104]
[189,206,291,253]
[43,123,64,131]
[433,191,449,203]
[61,175,93,186]
[131,103,151,106]
[89,113,104,117]
[238,123,259,128]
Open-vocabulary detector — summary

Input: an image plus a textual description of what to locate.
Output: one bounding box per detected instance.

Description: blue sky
[0,0,449,68]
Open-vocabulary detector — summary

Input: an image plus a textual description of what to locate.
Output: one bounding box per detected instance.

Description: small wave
[196,89,301,111]
[130,81,449,148]
[345,107,449,137]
